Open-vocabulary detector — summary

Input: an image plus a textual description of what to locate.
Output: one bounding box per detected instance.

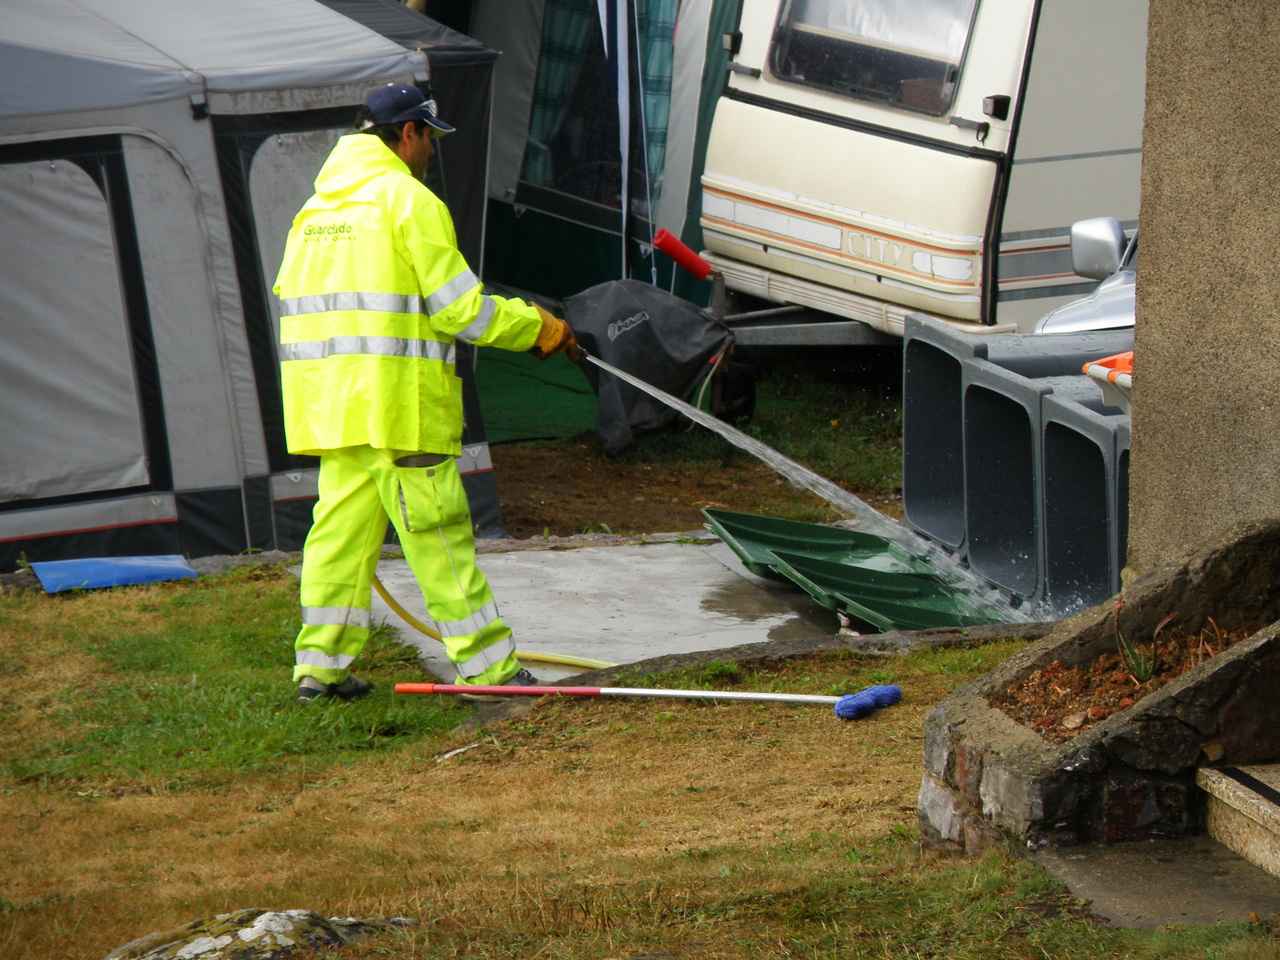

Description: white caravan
[699,0,1146,338]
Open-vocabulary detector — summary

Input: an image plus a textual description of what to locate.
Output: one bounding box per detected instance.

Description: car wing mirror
[1070,217,1127,281]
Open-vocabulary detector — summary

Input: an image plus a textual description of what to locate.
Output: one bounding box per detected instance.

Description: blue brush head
[834,684,902,720]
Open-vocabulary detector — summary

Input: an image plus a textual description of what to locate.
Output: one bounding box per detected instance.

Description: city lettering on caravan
[847,230,907,268]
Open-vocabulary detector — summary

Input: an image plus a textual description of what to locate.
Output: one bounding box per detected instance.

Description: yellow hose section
[371,573,616,671]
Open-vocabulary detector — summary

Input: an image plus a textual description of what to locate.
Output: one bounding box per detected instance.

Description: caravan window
[769,0,980,115]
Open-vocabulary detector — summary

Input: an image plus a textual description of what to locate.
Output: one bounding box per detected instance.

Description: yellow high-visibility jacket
[274,134,542,456]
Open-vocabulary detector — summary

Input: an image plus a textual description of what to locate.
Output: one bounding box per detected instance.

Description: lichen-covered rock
[103,909,413,960]
[0,566,38,595]
[187,551,297,578]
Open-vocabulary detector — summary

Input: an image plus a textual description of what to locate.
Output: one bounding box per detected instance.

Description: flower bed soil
[991,623,1253,744]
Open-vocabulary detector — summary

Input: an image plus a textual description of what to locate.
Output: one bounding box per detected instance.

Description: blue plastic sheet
[30,555,198,593]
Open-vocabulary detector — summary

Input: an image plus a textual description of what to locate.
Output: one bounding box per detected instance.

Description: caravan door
[701,0,1143,335]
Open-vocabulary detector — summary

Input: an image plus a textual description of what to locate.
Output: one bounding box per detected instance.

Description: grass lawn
[2,565,1278,959]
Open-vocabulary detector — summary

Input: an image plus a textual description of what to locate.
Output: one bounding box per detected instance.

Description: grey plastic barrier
[961,358,1052,600]
[902,315,1132,551]
[1041,394,1129,616]
[902,323,973,549]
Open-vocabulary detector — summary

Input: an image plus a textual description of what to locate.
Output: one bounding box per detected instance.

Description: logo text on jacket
[303,223,355,241]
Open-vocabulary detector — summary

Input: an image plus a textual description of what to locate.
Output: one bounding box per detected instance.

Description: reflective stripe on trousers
[293,445,519,685]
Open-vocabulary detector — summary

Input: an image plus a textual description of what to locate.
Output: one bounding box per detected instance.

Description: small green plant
[1114,598,1174,684]
[702,660,744,683]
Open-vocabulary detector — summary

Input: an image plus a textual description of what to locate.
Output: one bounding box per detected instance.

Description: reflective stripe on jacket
[274,134,542,456]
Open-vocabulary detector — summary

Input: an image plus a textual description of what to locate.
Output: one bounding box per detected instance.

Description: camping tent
[0,0,505,572]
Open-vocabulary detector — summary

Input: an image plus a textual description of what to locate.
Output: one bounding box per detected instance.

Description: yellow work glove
[529,305,580,361]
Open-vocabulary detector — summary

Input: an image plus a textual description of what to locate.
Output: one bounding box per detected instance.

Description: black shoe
[458,668,539,702]
[296,674,374,703]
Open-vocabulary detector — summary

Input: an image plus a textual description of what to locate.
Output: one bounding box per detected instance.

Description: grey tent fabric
[0,0,422,116]
[316,0,495,61]
[0,160,149,501]
[0,0,509,567]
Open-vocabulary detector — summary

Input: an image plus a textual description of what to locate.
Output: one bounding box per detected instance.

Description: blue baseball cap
[362,83,455,137]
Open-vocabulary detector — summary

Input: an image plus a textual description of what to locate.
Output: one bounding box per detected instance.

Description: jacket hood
[313,134,410,198]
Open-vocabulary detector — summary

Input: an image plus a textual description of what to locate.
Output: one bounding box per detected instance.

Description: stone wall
[1128,0,1280,574]
[919,521,1280,854]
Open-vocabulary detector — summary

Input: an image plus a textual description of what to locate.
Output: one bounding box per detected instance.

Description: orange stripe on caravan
[703,185,981,258]
[703,215,978,290]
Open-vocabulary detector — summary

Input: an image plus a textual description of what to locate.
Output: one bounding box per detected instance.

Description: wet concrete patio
[371,531,838,683]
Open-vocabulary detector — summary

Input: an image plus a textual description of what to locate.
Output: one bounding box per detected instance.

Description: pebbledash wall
[918,521,1280,853]
[1126,0,1280,577]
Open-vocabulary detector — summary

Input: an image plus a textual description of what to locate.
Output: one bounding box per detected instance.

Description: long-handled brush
[396,681,902,720]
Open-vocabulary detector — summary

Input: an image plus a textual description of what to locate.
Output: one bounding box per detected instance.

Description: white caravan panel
[702,0,1145,334]
[704,0,1036,327]
[704,96,993,321]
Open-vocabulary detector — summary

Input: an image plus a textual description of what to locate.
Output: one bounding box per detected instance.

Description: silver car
[1032,217,1136,334]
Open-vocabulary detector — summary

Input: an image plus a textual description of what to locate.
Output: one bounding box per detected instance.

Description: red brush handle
[653,229,712,281]
[395,683,603,697]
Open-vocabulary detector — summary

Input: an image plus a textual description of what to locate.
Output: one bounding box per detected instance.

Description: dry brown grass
[0,650,965,960]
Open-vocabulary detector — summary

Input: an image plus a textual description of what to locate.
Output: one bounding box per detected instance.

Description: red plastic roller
[653,228,713,281]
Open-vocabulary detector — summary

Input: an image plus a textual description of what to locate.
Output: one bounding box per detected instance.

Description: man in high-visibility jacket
[275,83,577,703]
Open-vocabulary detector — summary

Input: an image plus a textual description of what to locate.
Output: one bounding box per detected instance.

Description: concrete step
[1198,764,1280,879]
[1034,835,1280,929]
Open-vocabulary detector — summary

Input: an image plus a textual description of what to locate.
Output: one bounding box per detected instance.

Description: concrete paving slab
[1035,836,1280,929]
[372,539,839,682]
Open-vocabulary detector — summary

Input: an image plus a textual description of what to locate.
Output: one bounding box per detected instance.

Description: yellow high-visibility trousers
[292,445,520,686]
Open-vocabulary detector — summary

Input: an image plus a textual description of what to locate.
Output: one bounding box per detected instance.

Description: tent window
[0,156,151,505]
[520,0,677,217]
[770,0,980,116]
[249,130,345,346]
[211,108,352,475]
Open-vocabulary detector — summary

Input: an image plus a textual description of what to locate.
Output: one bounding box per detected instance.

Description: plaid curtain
[635,0,677,195]
[522,0,679,211]
[523,0,596,186]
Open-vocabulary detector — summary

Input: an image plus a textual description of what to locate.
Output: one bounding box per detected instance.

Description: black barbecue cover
[564,280,732,455]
